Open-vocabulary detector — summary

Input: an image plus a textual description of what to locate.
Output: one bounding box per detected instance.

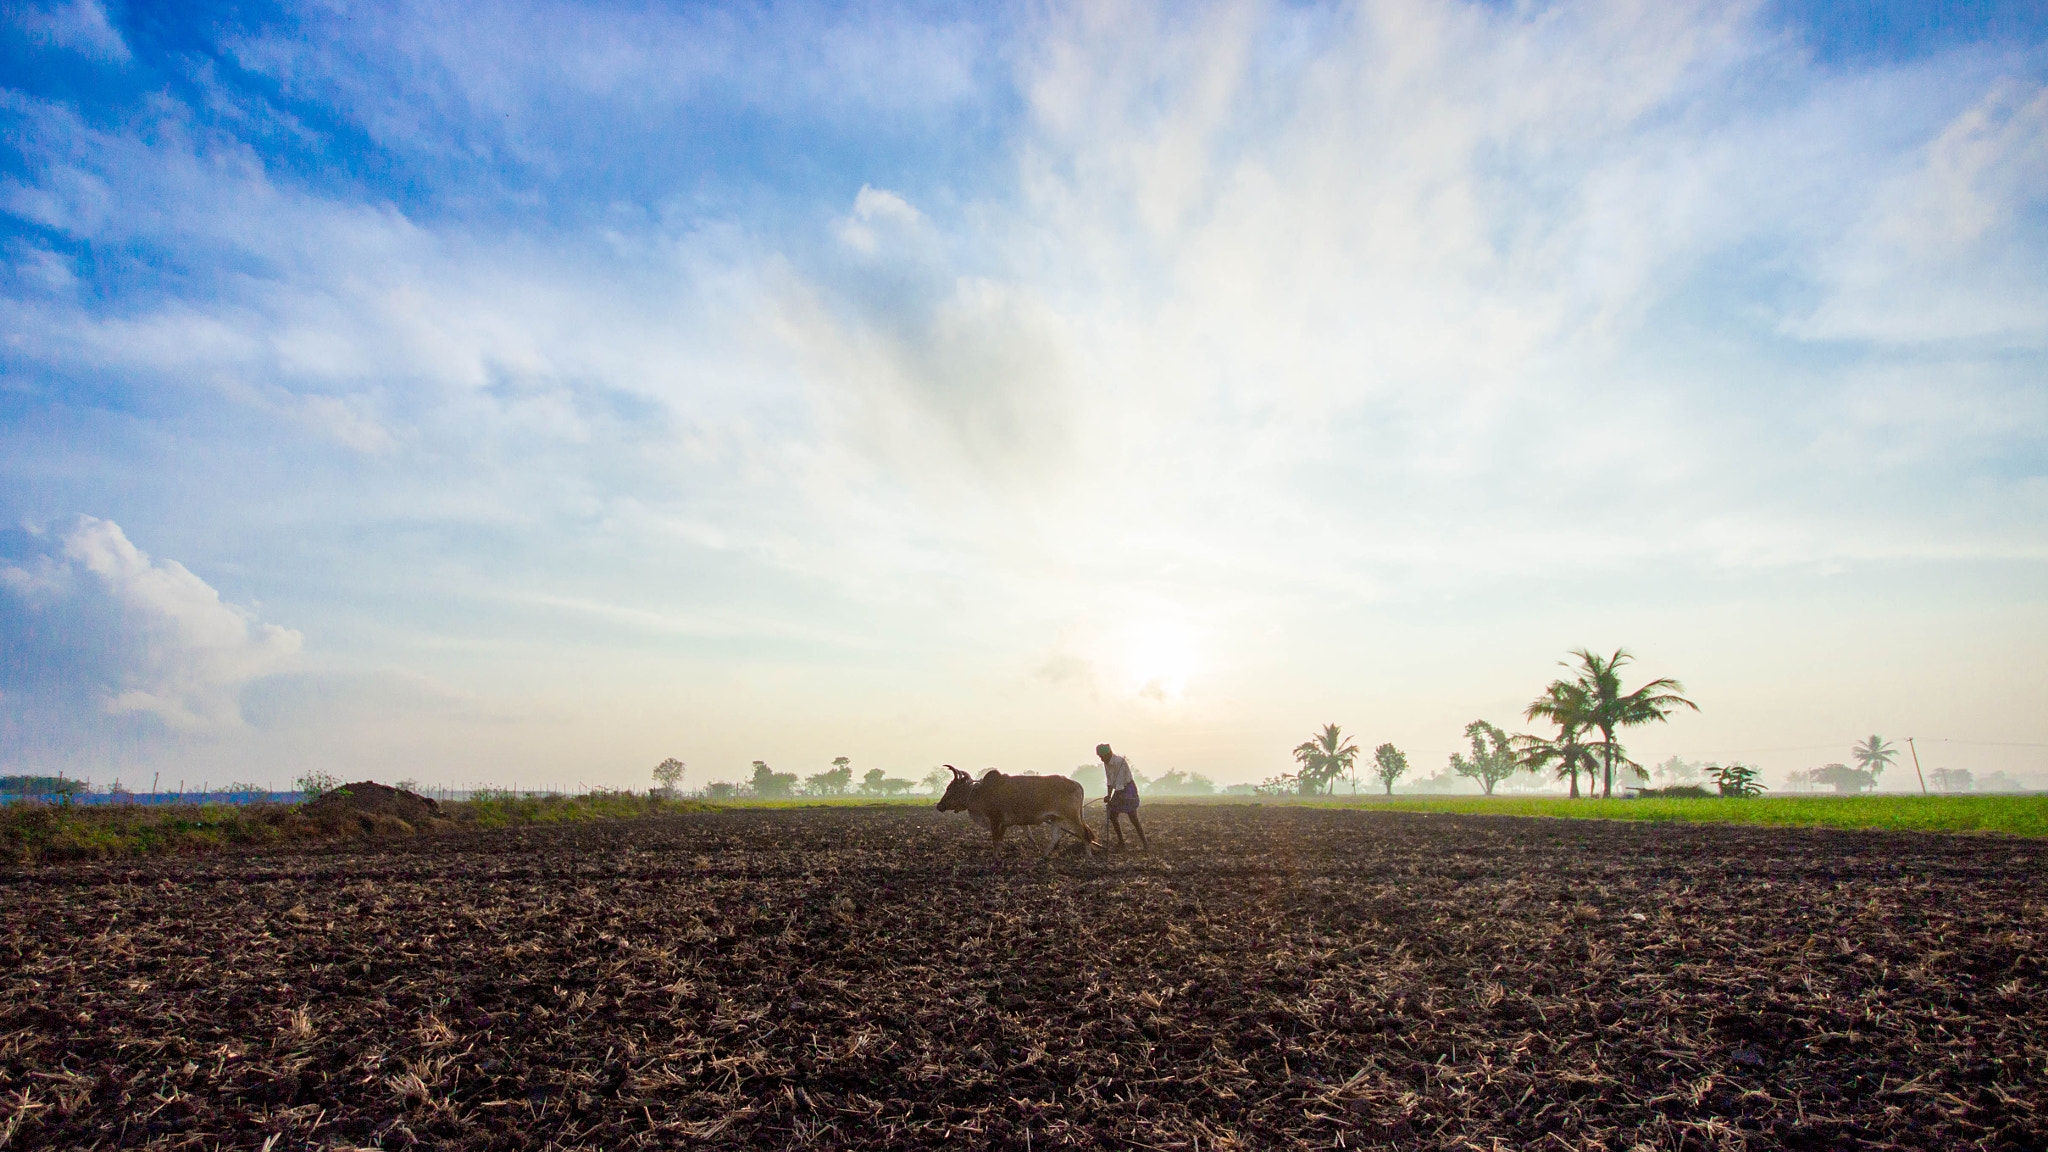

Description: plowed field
[4,805,2044,1149]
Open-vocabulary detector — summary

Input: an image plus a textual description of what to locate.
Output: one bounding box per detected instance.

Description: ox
[936,766,1099,860]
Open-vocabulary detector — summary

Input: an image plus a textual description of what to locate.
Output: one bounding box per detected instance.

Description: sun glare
[1118,615,1200,704]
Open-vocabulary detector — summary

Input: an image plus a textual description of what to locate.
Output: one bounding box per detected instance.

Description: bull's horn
[945,764,968,778]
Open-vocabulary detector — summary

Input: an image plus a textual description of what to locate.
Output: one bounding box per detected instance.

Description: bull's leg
[1055,813,1097,858]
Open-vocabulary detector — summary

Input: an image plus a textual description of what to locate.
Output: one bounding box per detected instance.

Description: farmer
[1096,743,1149,851]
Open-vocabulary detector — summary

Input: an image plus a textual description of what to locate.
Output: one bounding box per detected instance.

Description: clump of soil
[296,781,453,837]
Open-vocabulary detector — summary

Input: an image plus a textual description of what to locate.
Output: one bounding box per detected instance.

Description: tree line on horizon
[644,651,1984,800]
[678,758,929,800]
[671,759,1228,800]
[1280,648,1702,798]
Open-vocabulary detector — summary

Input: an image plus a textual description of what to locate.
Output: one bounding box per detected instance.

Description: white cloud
[838,185,926,254]
[783,2,2034,584]
[219,0,987,176]
[1797,79,2048,345]
[14,0,131,63]
[1,517,301,730]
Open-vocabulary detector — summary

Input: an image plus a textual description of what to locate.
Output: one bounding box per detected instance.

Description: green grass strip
[1306,794,2048,837]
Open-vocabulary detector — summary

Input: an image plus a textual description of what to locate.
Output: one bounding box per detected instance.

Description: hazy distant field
[697,793,2048,838]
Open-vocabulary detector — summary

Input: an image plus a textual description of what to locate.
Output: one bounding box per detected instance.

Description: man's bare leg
[1128,813,1149,851]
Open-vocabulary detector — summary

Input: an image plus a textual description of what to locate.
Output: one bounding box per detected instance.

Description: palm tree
[1524,679,1596,798]
[1515,732,1601,797]
[1851,736,1897,781]
[1563,648,1698,798]
[1292,724,1361,796]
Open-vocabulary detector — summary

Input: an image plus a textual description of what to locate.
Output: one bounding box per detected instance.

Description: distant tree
[1572,651,1703,795]
[859,767,921,796]
[0,775,88,796]
[1708,762,1766,797]
[806,763,854,796]
[1810,762,1877,794]
[1447,720,1519,795]
[1651,756,1705,786]
[752,761,799,799]
[1150,769,1216,796]
[704,781,738,800]
[1070,762,1107,795]
[921,766,955,795]
[1852,736,1897,781]
[1929,767,1974,793]
[391,779,421,795]
[652,758,686,796]
[1292,724,1360,796]
[1371,743,1409,795]
[1976,770,2024,792]
[1557,648,1698,798]
[1523,679,1597,797]
[1394,769,1471,795]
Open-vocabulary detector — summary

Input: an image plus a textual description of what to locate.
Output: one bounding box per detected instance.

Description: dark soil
[2,806,2043,1149]
[298,782,452,837]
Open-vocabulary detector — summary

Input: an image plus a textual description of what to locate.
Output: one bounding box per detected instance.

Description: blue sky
[3,0,2044,792]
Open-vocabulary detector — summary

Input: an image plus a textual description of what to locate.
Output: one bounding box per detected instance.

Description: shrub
[1708,763,1766,797]
[293,770,343,798]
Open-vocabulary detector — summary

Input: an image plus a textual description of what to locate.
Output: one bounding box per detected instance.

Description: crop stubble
[2,806,2043,1149]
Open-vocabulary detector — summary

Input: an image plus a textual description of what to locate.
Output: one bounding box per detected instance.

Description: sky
[2,0,2044,794]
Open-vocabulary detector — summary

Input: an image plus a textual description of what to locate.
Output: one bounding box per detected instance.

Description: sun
[1118,615,1199,704]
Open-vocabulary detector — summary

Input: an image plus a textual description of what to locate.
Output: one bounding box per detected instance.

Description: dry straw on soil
[1,805,2042,1149]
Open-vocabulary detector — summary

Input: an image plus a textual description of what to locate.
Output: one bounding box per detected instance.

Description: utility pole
[1907,737,1927,794]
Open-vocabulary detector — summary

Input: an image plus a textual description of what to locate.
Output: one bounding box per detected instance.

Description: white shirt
[1103,754,1134,792]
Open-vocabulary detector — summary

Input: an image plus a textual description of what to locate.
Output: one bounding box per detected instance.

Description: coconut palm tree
[1524,679,1597,798]
[1516,733,1602,797]
[1563,648,1698,798]
[1292,723,1360,796]
[1851,735,1897,781]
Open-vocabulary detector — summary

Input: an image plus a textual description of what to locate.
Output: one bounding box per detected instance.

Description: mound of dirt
[297,782,453,837]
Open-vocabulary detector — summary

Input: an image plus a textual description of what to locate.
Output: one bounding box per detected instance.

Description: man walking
[1096,743,1149,851]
